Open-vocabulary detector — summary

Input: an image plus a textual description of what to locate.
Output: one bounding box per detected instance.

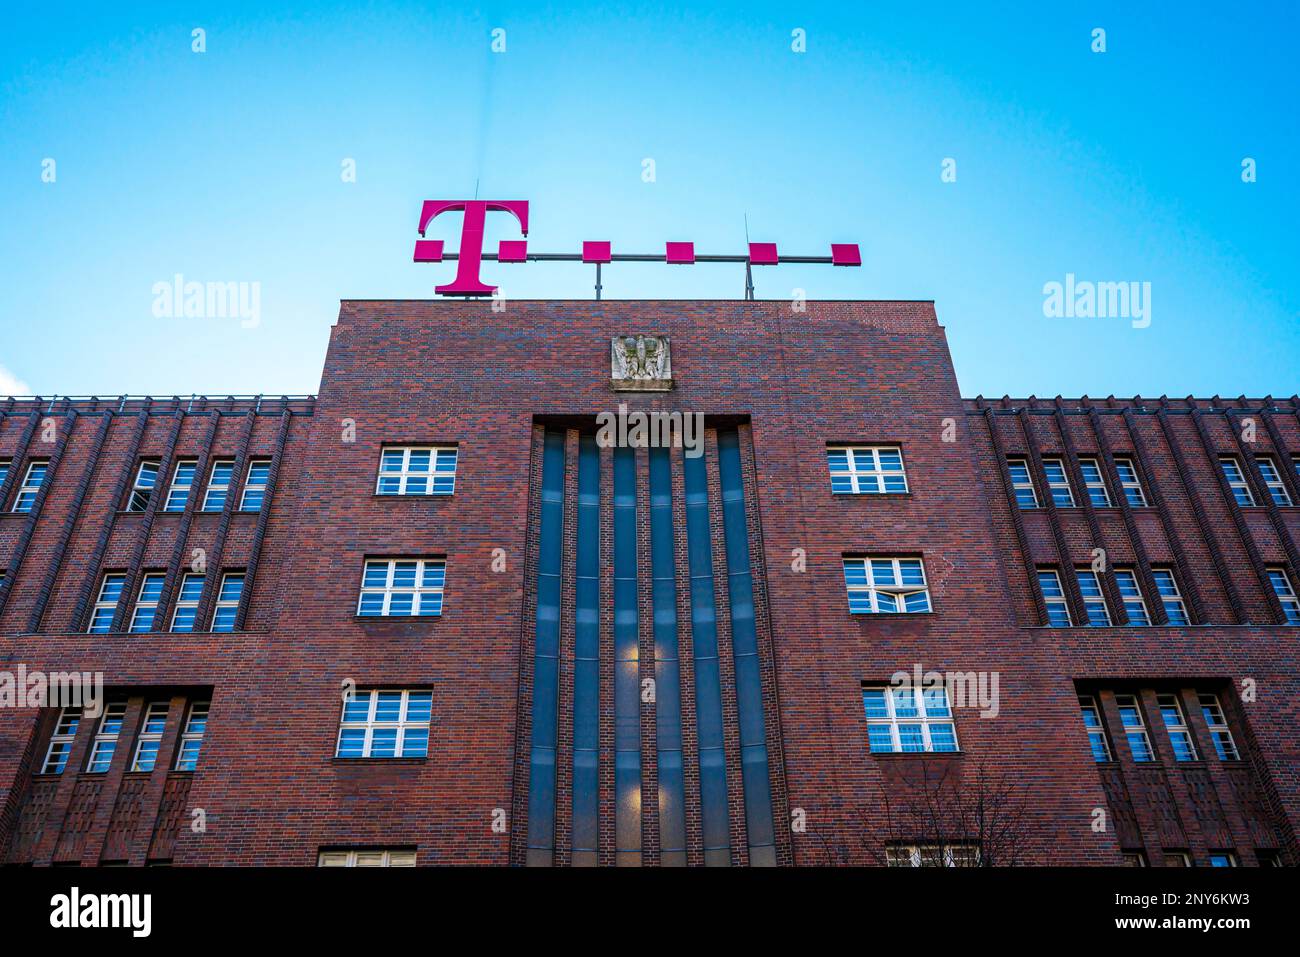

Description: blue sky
[1,2,1295,398]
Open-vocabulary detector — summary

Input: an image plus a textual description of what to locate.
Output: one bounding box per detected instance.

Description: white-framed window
[1218,456,1256,507]
[1114,568,1148,626]
[1007,457,1038,508]
[211,572,244,632]
[1151,568,1189,625]
[1078,457,1112,507]
[126,461,160,512]
[1113,457,1147,507]
[1042,457,1075,507]
[357,559,445,617]
[376,446,458,496]
[1156,694,1198,762]
[164,459,197,512]
[131,702,170,771]
[861,685,958,753]
[201,459,235,511]
[886,844,979,867]
[1208,852,1238,868]
[318,849,417,867]
[174,701,209,771]
[88,573,127,634]
[1038,568,1072,627]
[42,707,81,774]
[169,573,205,632]
[1076,568,1111,626]
[1079,695,1112,762]
[335,690,432,758]
[826,446,907,494]
[12,461,48,512]
[1121,851,1148,867]
[0,459,9,489]
[86,702,127,773]
[1114,694,1153,762]
[239,458,272,511]
[1268,566,1300,624]
[1164,852,1191,867]
[843,557,930,614]
[1198,694,1239,761]
[129,573,166,633]
[1255,456,1292,506]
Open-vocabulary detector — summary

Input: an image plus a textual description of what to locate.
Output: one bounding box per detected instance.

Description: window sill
[871,750,964,759]
[849,611,935,618]
[370,493,456,500]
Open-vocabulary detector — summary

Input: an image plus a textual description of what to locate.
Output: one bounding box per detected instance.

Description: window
[843,557,930,614]
[169,573,205,632]
[826,446,908,494]
[1157,694,1198,761]
[1256,456,1292,506]
[201,459,234,511]
[129,573,166,632]
[88,573,126,633]
[1164,851,1191,867]
[1114,695,1153,762]
[1121,851,1148,867]
[12,461,48,512]
[1078,457,1112,507]
[1113,457,1147,507]
[131,702,170,771]
[1076,568,1111,626]
[126,461,159,512]
[1038,568,1072,627]
[861,685,958,753]
[318,849,417,867]
[1218,456,1256,506]
[886,844,979,867]
[239,458,271,511]
[164,459,197,511]
[1256,850,1283,867]
[376,446,458,496]
[1079,695,1112,761]
[1114,569,1148,625]
[1007,457,1039,508]
[1268,567,1300,624]
[86,702,127,773]
[42,708,81,774]
[211,572,244,632]
[1208,852,1238,868]
[1198,694,1239,760]
[335,690,432,758]
[1042,458,1075,507]
[1151,568,1189,625]
[174,701,209,771]
[357,559,445,617]
[0,459,8,488]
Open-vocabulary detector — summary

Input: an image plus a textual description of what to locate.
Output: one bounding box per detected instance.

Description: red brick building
[0,299,1295,866]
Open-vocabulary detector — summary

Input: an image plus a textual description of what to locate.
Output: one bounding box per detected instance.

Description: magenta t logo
[413,199,529,296]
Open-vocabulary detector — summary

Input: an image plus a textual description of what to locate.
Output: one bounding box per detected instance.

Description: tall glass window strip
[1255,456,1292,506]
[1079,457,1112,507]
[571,434,601,867]
[1152,568,1189,625]
[1113,457,1148,507]
[318,849,416,867]
[1268,567,1300,624]
[211,572,244,632]
[376,446,458,495]
[131,702,170,771]
[718,428,776,866]
[1042,458,1075,506]
[174,701,209,770]
[1198,694,1239,761]
[335,690,431,758]
[683,443,731,866]
[169,573,205,632]
[88,573,126,633]
[1157,694,1198,761]
[164,459,197,511]
[129,573,166,632]
[843,557,930,614]
[12,461,47,512]
[886,844,979,867]
[126,461,160,512]
[86,702,127,773]
[1218,456,1256,506]
[356,559,444,617]
[1038,568,1072,626]
[42,707,81,774]
[862,685,959,753]
[612,443,641,867]
[0,459,8,489]
[525,430,564,866]
[1076,568,1111,626]
[1078,696,1112,761]
[239,458,271,511]
[826,445,907,494]
[1007,457,1038,508]
[201,459,234,511]
[1114,569,1149,626]
[1114,695,1154,762]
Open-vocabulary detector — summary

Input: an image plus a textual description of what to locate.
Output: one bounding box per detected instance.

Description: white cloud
[0,364,33,397]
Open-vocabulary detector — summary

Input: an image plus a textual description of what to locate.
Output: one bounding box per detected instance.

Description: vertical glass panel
[649,446,686,862]
[612,444,641,864]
